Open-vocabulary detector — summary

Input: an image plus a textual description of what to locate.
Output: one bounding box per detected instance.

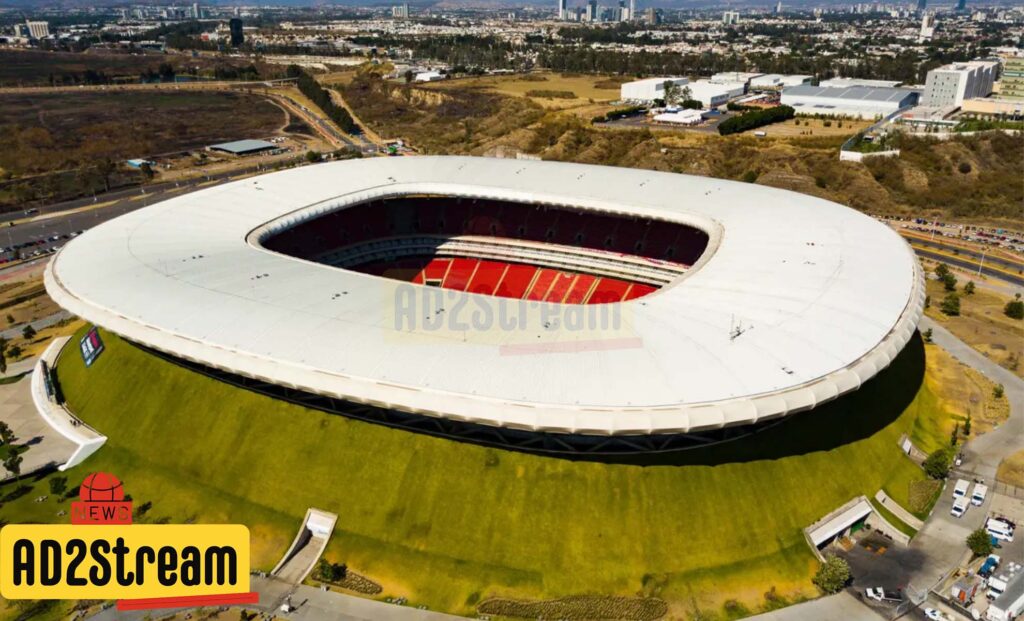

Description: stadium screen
[80,327,105,368]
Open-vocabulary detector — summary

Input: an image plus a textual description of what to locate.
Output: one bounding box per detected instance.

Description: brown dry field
[997,450,1024,488]
[924,276,1024,378]
[924,341,1010,441]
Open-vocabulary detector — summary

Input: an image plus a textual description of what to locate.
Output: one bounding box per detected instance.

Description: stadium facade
[45,157,925,454]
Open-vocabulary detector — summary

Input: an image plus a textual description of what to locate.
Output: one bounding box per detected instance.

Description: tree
[942,272,958,292]
[3,452,22,479]
[305,150,322,163]
[964,414,972,437]
[963,281,976,296]
[139,162,155,181]
[5,315,13,325]
[662,80,681,106]
[923,328,933,343]
[21,325,36,341]
[0,337,7,375]
[0,421,16,445]
[993,384,1004,399]
[935,263,950,280]
[940,293,961,316]
[951,422,959,446]
[923,449,952,479]
[967,527,994,558]
[812,555,850,594]
[403,69,414,84]
[48,476,67,497]
[96,158,117,192]
[1005,294,1024,320]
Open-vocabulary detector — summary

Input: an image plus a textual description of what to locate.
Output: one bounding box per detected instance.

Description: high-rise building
[644,7,659,25]
[916,0,927,12]
[192,3,201,19]
[228,18,244,47]
[955,0,966,12]
[722,10,740,24]
[629,0,637,21]
[774,1,782,14]
[919,12,936,40]
[921,60,999,107]
[25,20,49,39]
[558,0,567,20]
[392,3,410,18]
[585,0,598,22]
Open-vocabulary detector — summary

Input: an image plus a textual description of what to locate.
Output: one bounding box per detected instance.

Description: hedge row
[718,105,795,135]
[592,105,646,123]
[294,69,358,134]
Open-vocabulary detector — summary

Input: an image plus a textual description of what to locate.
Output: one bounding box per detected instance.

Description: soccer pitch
[45,327,937,618]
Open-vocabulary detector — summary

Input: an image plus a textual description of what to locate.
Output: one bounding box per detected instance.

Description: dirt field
[430,72,622,110]
[760,117,873,137]
[924,274,1024,378]
[1,90,286,177]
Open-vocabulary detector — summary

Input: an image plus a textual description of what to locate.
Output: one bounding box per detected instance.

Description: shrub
[942,272,957,291]
[967,527,994,557]
[1005,296,1024,320]
[963,281,975,295]
[958,161,972,174]
[940,293,961,316]
[994,384,1004,399]
[812,555,850,594]
[923,449,952,479]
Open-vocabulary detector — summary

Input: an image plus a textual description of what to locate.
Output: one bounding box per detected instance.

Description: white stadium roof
[46,156,924,436]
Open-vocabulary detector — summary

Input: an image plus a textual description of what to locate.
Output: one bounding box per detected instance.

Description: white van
[987,518,1015,542]
[951,499,967,518]
[953,479,969,499]
[971,483,988,506]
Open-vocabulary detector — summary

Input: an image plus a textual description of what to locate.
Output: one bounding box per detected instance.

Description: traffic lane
[913,248,1024,287]
[908,237,1024,272]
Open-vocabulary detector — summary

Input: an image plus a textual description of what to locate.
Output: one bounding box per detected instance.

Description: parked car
[951,499,967,518]
[923,608,945,620]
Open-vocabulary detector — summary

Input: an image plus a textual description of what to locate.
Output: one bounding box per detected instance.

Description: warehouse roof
[208,139,277,154]
[783,85,917,103]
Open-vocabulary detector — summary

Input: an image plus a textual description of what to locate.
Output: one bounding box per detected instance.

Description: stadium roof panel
[46,157,924,436]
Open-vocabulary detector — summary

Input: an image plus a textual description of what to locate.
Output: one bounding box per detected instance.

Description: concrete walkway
[920,316,1024,480]
[0,310,72,341]
[0,372,78,477]
[747,591,881,621]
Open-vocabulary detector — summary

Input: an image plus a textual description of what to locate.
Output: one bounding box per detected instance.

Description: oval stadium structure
[45,156,925,453]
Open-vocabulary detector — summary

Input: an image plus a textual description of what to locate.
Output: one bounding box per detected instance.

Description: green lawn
[0,327,937,619]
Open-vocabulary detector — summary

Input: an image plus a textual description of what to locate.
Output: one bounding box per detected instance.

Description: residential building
[722,10,740,25]
[25,20,49,39]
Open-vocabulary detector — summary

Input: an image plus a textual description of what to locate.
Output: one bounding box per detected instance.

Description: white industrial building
[781,85,919,119]
[709,72,764,90]
[620,77,689,102]
[987,570,1024,621]
[920,60,1000,107]
[819,77,903,89]
[687,80,745,107]
[653,109,704,125]
[750,74,814,91]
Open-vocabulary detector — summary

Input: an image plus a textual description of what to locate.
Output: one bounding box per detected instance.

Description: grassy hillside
[340,75,1024,226]
[0,327,946,619]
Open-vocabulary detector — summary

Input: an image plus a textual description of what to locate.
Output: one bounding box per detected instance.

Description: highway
[903,234,1024,274]
[912,247,1024,287]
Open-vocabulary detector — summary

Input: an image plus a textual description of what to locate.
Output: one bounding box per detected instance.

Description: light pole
[977,247,987,277]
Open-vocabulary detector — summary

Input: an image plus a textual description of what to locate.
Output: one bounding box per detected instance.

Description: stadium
[44,156,925,455]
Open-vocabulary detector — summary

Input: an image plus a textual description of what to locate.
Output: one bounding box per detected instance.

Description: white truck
[987,518,1015,542]
[953,478,970,500]
[951,498,968,518]
[971,483,988,506]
